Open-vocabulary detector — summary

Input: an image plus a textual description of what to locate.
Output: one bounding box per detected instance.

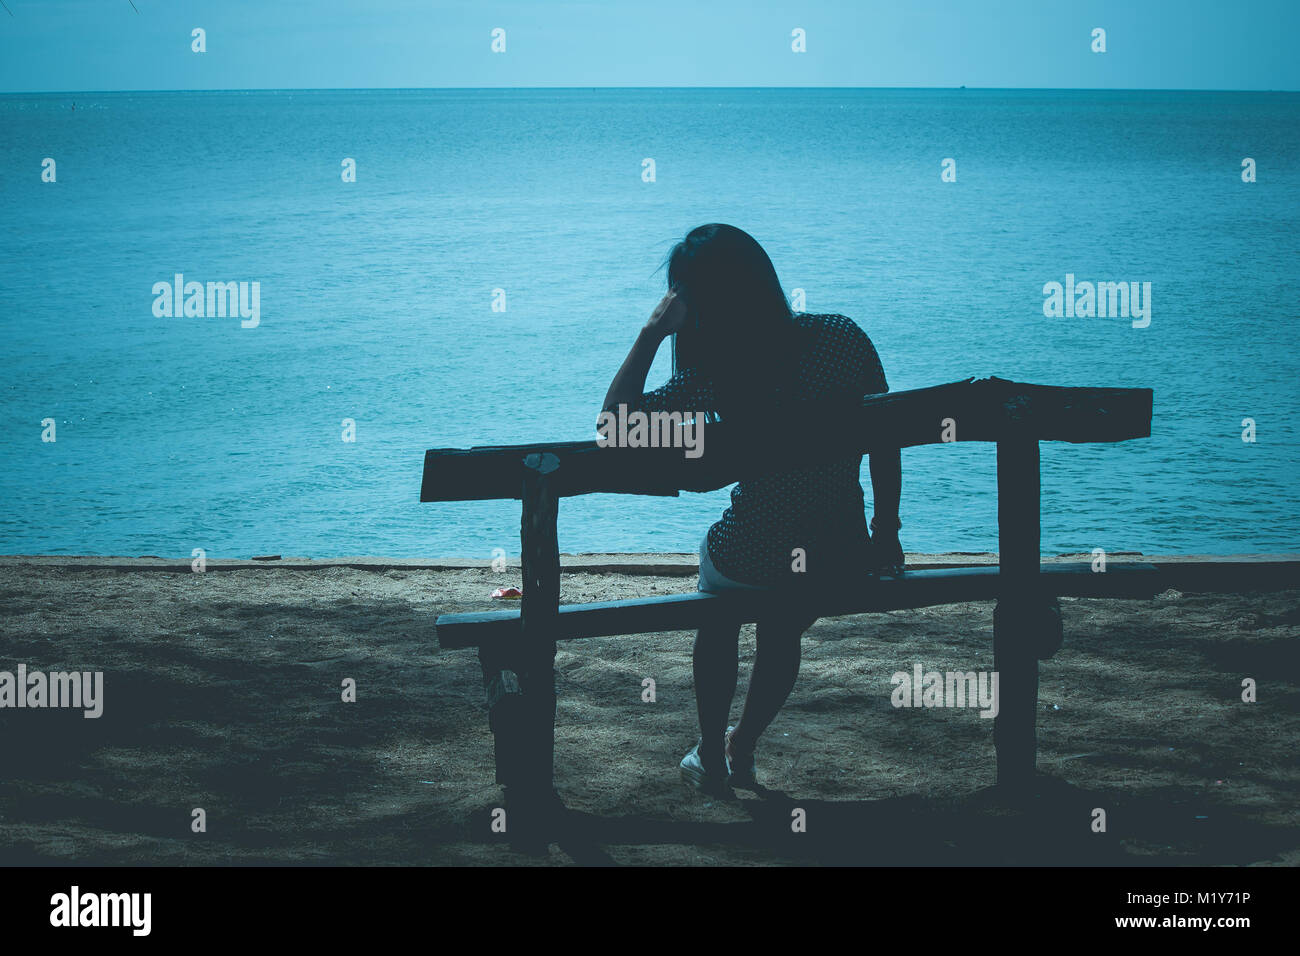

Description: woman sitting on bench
[601,223,904,795]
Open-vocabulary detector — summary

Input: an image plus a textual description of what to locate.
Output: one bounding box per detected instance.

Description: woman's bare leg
[728,614,813,759]
[693,622,740,772]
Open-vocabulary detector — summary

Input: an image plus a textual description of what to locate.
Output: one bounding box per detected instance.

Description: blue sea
[1,88,1297,559]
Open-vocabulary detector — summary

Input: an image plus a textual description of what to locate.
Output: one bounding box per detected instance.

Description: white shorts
[697,535,764,593]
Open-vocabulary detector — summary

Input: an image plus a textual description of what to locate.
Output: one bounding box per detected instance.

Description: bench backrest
[420,376,1153,647]
[421,376,1152,502]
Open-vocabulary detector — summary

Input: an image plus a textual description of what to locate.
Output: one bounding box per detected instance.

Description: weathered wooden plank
[517,452,560,793]
[501,452,563,849]
[435,562,1162,649]
[420,377,1154,502]
[994,439,1042,790]
[479,453,561,797]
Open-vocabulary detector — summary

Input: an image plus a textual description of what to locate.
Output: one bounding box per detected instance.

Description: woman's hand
[645,290,689,338]
[602,294,683,414]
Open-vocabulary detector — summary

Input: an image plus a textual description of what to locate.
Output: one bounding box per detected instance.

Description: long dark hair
[664,224,805,422]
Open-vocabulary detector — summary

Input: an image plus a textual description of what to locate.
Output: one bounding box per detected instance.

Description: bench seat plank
[436,562,1161,649]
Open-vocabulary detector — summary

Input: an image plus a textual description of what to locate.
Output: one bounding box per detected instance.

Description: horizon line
[4,84,1298,95]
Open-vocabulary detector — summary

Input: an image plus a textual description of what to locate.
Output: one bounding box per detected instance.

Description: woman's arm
[600,292,688,415]
[869,448,901,528]
[869,447,904,573]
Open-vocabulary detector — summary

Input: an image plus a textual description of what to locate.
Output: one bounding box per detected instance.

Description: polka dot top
[638,312,889,587]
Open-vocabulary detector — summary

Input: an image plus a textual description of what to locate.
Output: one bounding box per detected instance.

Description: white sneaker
[680,739,731,796]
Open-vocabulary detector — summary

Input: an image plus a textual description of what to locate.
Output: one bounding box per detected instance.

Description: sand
[0,558,1296,866]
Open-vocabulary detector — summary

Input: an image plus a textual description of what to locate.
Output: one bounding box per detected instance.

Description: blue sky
[1,0,1296,92]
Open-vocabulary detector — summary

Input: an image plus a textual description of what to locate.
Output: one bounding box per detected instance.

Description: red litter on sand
[491,587,523,600]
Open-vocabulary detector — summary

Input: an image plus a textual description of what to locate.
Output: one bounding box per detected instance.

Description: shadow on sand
[476,775,1297,866]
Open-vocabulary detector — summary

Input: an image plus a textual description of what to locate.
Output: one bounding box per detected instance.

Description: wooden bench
[421,376,1157,844]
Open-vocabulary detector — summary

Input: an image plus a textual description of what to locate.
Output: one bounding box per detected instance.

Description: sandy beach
[0,555,1296,866]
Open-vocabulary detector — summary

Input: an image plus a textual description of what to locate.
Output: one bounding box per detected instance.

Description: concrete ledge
[1,552,1297,593]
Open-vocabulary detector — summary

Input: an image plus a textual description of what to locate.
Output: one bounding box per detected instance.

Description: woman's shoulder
[792,312,887,389]
[794,311,872,343]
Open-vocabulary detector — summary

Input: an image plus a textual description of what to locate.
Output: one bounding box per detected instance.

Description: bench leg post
[506,452,561,849]
[478,648,525,788]
[995,438,1041,791]
[993,611,1040,789]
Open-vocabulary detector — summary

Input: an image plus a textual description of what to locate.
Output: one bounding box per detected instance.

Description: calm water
[1,89,1297,559]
